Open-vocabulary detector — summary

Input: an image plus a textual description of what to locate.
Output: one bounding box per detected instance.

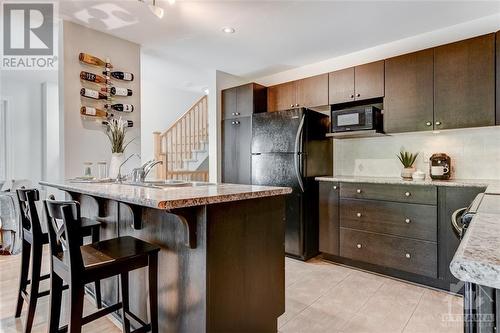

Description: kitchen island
[40,180,292,333]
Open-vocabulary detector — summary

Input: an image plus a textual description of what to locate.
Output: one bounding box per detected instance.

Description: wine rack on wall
[78,53,135,128]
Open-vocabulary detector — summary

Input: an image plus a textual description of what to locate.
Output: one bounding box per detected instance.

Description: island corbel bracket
[165,210,197,249]
[119,202,143,230]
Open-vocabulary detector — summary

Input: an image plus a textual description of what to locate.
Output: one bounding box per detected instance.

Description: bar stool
[44,199,160,333]
[14,189,102,333]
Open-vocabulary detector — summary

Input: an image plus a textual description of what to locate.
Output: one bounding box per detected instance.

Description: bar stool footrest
[57,302,123,333]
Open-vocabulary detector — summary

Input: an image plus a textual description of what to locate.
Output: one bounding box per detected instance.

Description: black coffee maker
[430,153,451,180]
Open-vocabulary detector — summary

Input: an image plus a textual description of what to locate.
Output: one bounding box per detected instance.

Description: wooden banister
[154,95,208,180]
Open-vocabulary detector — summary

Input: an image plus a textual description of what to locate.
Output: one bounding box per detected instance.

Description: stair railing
[153,95,208,181]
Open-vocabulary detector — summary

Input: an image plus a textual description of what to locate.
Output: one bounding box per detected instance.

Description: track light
[149,0,164,18]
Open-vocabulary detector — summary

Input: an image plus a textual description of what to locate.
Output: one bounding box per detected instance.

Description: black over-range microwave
[331,106,383,133]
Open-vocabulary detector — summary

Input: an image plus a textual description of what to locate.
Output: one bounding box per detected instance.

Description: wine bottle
[80,88,109,100]
[108,71,134,81]
[101,87,133,97]
[79,53,112,68]
[80,106,112,118]
[80,71,107,84]
[102,120,133,128]
[104,103,134,112]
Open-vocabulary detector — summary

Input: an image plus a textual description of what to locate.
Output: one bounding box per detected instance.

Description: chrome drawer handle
[405,192,411,197]
[356,213,362,218]
[356,189,362,194]
[405,218,411,224]
[405,253,411,259]
[356,244,362,249]
[333,185,337,190]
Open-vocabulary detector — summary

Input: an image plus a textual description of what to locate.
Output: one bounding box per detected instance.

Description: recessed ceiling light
[222,27,235,34]
[167,0,176,4]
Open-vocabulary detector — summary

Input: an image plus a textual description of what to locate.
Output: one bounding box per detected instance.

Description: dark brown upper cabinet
[268,75,329,112]
[355,61,385,101]
[328,67,355,104]
[384,49,434,133]
[222,83,267,120]
[434,34,495,130]
[267,81,297,112]
[329,61,384,104]
[496,31,500,125]
[296,74,329,108]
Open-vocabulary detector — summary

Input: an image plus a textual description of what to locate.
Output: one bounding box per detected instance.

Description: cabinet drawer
[340,199,437,241]
[340,182,437,205]
[340,228,437,278]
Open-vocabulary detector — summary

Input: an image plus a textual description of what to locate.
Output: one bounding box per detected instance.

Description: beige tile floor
[1,251,463,333]
[279,257,464,333]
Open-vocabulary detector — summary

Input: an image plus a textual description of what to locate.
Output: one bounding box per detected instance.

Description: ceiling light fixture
[139,0,165,19]
[222,27,235,34]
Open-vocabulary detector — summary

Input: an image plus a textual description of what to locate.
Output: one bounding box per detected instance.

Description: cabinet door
[496,31,500,125]
[221,117,251,184]
[319,182,340,255]
[267,81,296,112]
[438,186,486,290]
[384,49,434,133]
[434,34,495,130]
[236,84,254,118]
[222,87,237,120]
[354,60,384,101]
[297,74,328,108]
[328,67,355,104]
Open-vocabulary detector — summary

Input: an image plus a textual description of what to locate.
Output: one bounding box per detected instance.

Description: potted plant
[397,151,419,180]
[106,117,134,179]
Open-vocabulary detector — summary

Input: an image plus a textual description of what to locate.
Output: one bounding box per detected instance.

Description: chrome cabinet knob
[356,93,360,97]
[290,104,294,108]
[235,112,240,116]
[333,185,338,190]
[295,104,299,107]
[426,121,432,126]
[405,192,411,197]
[356,213,362,218]
[405,253,411,259]
[231,112,236,116]
[350,94,354,98]
[435,121,442,126]
[356,189,362,194]
[356,244,362,249]
[405,218,411,224]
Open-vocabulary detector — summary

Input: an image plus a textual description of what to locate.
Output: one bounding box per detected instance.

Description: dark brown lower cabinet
[221,117,252,184]
[319,182,340,255]
[340,227,437,278]
[319,181,486,292]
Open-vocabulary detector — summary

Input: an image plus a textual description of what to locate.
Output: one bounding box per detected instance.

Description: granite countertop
[450,202,500,289]
[315,175,500,188]
[40,181,292,210]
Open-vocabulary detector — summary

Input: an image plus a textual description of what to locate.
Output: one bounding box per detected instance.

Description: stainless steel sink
[124,180,215,188]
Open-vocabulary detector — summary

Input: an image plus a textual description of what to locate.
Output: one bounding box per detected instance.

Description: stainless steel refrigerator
[251,108,332,260]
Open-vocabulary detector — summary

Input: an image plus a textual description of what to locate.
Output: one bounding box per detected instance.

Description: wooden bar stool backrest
[44,199,85,274]
[16,188,43,240]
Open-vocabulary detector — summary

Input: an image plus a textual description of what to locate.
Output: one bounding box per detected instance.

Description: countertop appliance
[451,193,484,239]
[430,153,451,180]
[330,106,383,133]
[251,108,332,260]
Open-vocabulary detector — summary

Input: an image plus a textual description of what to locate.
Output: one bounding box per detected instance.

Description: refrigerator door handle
[294,115,305,192]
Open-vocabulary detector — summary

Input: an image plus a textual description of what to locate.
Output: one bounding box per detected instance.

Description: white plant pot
[401,167,416,180]
[109,153,125,179]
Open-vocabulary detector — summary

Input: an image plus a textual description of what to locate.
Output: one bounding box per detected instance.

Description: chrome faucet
[131,160,163,183]
[116,154,141,183]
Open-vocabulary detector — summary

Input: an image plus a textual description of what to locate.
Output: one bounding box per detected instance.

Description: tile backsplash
[333,127,500,180]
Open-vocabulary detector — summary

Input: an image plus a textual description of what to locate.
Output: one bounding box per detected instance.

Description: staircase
[153,95,209,181]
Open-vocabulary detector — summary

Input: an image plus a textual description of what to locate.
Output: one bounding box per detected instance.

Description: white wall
[140,51,206,164]
[61,21,141,179]
[42,82,60,182]
[0,78,43,185]
[254,14,500,86]
[334,127,500,180]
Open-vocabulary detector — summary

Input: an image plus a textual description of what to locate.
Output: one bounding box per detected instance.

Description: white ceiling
[59,1,500,78]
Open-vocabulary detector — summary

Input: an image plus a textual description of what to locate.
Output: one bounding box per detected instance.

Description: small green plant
[397,151,419,168]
